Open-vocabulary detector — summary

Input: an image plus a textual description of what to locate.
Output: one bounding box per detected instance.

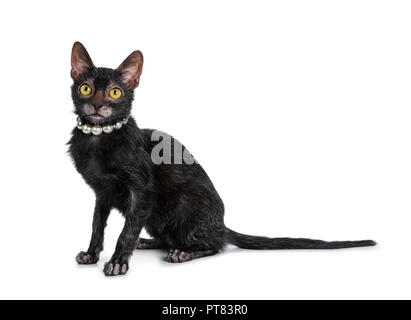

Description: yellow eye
[79,84,92,96]
[109,88,122,99]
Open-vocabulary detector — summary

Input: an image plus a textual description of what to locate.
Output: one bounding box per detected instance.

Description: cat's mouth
[89,115,105,121]
[83,114,110,124]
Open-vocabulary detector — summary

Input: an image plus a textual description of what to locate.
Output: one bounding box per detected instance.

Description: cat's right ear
[71,42,94,82]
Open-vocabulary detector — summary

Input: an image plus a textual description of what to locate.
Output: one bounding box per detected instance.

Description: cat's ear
[117,51,144,90]
[71,42,95,82]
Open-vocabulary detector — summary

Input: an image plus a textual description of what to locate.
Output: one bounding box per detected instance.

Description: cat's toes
[76,251,99,265]
[167,249,192,263]
[103,262,128,276]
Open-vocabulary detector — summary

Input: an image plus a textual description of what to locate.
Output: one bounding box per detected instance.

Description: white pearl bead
[122,117,128,124]
[114,121,123,130]
[82,124,92,134]
[77,117,83,129]
[91,126,103,136]
[103,125,113,134]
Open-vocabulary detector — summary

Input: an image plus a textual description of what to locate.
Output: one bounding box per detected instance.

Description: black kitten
[68,42,376,277]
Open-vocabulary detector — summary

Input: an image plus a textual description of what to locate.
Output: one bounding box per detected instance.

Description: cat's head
[70,42,143,125]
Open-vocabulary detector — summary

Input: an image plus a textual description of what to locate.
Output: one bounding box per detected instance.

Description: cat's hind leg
[167,249,217,263]
[136,237,165,249]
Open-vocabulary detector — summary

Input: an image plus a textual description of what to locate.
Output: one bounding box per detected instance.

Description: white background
[0,0,410,299]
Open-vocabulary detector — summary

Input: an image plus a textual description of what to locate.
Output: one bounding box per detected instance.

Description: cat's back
[140,128,219,193]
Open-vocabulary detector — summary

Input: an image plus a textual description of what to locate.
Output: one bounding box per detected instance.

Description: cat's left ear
[117,51,144,90]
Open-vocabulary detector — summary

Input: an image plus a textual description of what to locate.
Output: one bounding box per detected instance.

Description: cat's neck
[69,116,147,157]
[76,116,131,136]
[71,116,142,144]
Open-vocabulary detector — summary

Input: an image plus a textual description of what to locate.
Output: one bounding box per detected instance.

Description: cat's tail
[225,228,376,250]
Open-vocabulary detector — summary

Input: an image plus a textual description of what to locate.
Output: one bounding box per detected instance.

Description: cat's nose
[92,102,103,110]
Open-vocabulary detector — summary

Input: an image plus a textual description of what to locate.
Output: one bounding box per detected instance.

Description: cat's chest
[74,136,122,183]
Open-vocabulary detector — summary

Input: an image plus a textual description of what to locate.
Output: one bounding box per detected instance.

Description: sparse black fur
[68,43,376,276]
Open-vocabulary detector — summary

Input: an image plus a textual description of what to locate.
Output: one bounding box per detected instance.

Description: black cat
[68,42,376,276]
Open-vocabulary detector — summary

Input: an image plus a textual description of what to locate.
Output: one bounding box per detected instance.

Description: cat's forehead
[88,67,122,88]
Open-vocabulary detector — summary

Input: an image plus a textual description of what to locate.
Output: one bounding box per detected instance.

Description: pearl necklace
[77,116,129,136]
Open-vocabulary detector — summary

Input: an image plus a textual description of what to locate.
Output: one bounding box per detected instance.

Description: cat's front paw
[76,251,99,265]
[103,261,129,276]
